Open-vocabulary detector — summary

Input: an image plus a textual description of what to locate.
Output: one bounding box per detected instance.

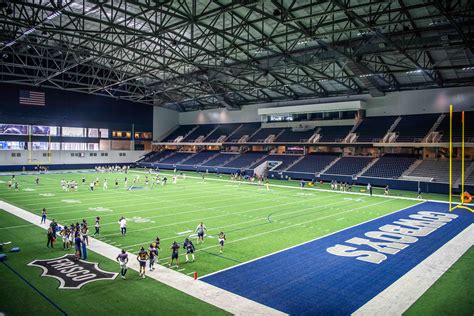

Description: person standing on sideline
[74,232,82,260]
[137,247,149,278]
[195,222,207,244]
[367,183,373,196]
[40,208,47,224]
[417,186,423,199]
[119,217,127,236]
[116,249,128,279]
[94,217,100,236]
[46,227,55,248]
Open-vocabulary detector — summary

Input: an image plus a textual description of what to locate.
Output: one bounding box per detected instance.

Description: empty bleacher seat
[287,153,339,174]
[354,116,397,142]
[437,111,474,143]
[162,125,196,142]
[247,128,284,142]
[248,154,301,171]
[405,160,468,183]
[201,153,238,166]
[159,152,194,165]
[275,128,316,142]
[394,114,439,142]
[324,157,373,176]
[224,152,267,168]
[362,155,417,179]
[180,151,218,165]
[182,124,217,142]
[205,124,241,142]
[226,123,261,142]
[318,126,352,142]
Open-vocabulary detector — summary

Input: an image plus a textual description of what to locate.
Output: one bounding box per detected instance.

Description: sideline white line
[132,170,457,204]
[353,223,474,315]
[0,200,285,316]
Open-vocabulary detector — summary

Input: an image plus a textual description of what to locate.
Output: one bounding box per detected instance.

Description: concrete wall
[177,86,474,124]
[0,150,147,166]
[153,106,179,141]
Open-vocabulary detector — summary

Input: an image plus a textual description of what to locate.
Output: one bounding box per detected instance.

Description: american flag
[19,90,45,106]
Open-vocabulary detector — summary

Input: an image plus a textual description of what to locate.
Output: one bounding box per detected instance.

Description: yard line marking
[134,170,469,206]
[177,230,192,235]
[336,217,345,221]
[201,201,423,280]
[0,201,284,315]
[149,199,394,266]
[177,268,186,272]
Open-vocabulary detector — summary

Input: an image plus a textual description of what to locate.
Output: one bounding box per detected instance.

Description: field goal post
[27,132,53,167]
[449,104,473,212]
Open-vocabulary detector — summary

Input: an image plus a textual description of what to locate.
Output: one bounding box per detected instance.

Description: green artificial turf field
[0,169,471,315]
[0,210,228,316]
[0,169,419,277]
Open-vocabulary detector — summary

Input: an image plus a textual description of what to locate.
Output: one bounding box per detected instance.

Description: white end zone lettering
[326,210,458,264]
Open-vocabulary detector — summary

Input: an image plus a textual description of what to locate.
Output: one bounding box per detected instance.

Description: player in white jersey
[103,179,108,190]
[172,176,177,184]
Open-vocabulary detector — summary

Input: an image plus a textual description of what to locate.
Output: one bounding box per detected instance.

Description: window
[10,152,22,157]
[88,128,99,138]
[99,128,109,138]
[32,125,59,136]
[0,124,28,135]
[0,141,26,150]
[101,152,108,157]
[89,152,97,157]
[112,131,131,138]
[32,142,61,150]
[42,153,52,157]
[62,127,86,137]
[134,132,152,139]
[87,143,99,151]
[62,143,87,150]
[119,152,127,157]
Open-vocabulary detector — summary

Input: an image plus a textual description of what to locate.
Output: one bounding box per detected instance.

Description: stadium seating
[139,150,174,163]
[226,123,261,142]
[404,159,468,183]
[159,152,195,165]
[361,154,418,179]
[436,111,474,142]
[162,125,196,142]
[286,153,339,174]
[275,128,316,142]
[205,124,242,142]
[354,116,397,142]
[247,128,284,142]
[182,124,217,142]
[393,114,439,142]
[201,153,239,166]
[248,154,302,171]
[179,151,219,165]
[318,126,352,142]
[223,152,267,168]
[324,157,373,176]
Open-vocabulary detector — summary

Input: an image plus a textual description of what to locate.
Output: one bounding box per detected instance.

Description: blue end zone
[202,202,473,314]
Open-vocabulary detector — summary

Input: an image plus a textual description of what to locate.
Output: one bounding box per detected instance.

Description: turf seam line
[2,261,68,316]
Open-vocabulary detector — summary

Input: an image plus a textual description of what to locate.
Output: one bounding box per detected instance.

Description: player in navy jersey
[148,244,158,271]
[137,247,149,278]
[183,238,195,263]
[116,249,129,279]
[168,241,180,268]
